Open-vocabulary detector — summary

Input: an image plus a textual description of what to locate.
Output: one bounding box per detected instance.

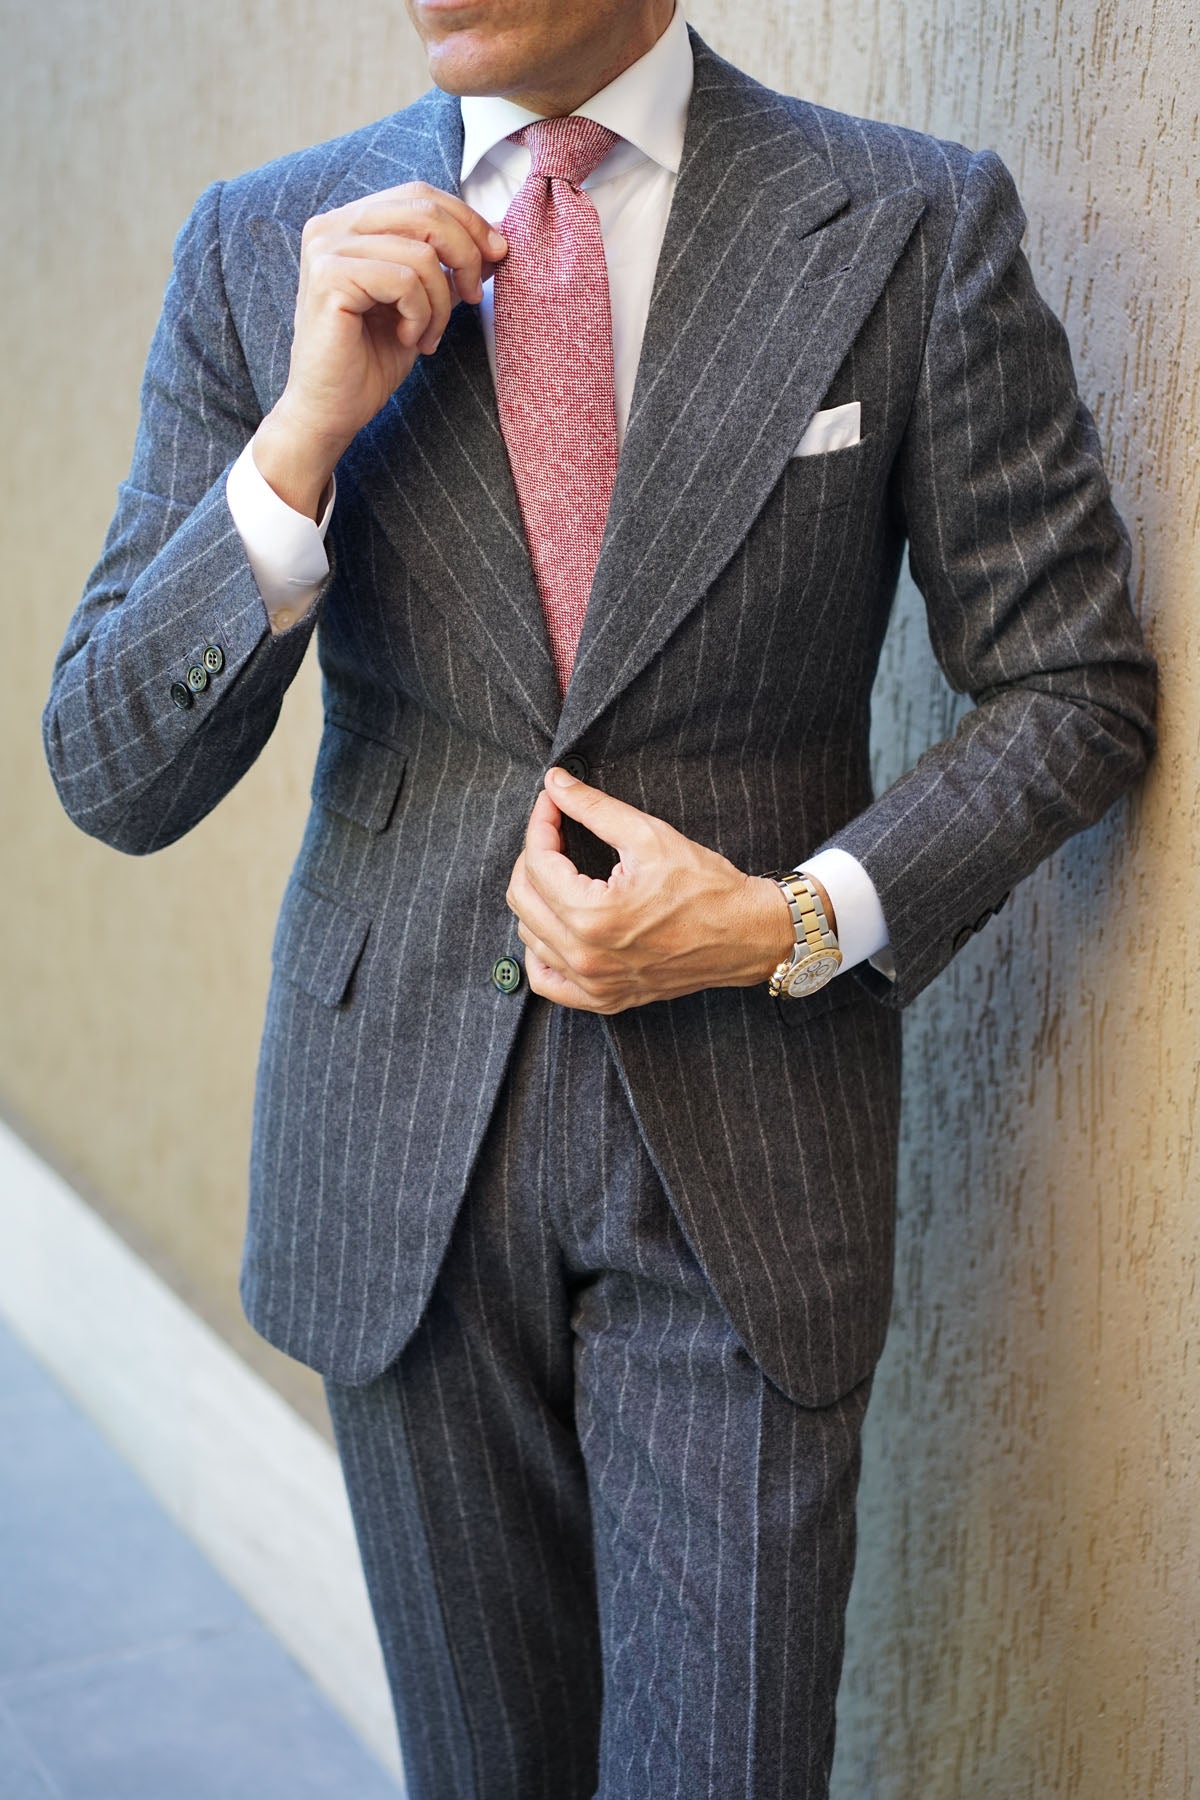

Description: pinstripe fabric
[325,1000,869,1798]
[43,33,1155,1410]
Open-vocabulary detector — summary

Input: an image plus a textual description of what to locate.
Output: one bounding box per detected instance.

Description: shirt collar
[458,3,693,185]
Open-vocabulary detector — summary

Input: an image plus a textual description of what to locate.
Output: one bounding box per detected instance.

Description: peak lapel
[552,39,925,756]
[246,90,561,740]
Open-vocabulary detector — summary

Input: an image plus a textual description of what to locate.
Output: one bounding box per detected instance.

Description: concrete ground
[0,1317,402,1799]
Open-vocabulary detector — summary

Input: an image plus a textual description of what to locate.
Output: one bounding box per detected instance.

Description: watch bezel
[781,948,842,997]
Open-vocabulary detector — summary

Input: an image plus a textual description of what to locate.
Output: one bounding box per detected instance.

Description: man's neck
[448,1,675,120]
[505,16,670,117]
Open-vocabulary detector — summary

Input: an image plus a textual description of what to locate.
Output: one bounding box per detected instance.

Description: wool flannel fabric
[494,117,621,693]
[42,43,1158,1791]
[324,999,870,1800]
[42,35,1157,1416]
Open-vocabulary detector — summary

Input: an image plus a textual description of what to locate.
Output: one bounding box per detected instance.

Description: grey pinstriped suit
[45,28,1154,1795]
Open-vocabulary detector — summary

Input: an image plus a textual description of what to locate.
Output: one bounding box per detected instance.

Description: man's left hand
[505,767,796,1013]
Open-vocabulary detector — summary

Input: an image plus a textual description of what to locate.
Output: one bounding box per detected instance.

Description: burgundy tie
[493,117,620,695]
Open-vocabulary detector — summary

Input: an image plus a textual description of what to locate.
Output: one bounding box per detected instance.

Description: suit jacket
[44,32,1155,1408]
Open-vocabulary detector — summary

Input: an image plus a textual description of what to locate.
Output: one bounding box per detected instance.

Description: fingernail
[489,229,507,252]
[548,766,574,789]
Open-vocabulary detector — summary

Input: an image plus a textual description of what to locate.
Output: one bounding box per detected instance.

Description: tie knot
[514,116,620,188]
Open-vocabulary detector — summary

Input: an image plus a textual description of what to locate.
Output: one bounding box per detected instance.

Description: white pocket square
[792,401,861,458]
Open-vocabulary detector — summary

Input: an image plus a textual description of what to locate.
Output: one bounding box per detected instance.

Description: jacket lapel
[244,49,927,752]
[245,89,562,741]
[552,36,926,756]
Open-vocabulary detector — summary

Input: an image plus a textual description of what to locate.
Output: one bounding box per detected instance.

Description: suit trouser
[323,997,872,1800]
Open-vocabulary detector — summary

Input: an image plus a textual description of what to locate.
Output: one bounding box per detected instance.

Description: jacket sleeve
[821,147,1157,1007]
[42,180,327,855]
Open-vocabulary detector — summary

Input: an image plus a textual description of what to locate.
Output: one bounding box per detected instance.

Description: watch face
[784,953,841,998]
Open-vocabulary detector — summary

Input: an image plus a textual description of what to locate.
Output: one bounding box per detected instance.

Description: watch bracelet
[761,870,840,997]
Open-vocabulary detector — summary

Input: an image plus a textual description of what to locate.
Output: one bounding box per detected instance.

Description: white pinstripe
[668,1307,704,1795]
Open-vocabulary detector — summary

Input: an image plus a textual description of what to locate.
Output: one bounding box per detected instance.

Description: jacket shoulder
[214,87,449,229]
[780,95,979,213]
[690,39,998,220]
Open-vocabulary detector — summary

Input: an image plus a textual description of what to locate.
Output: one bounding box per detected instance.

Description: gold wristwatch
[761,871,842,998]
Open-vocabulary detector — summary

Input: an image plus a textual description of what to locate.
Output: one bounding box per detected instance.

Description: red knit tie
[493,118,620,695]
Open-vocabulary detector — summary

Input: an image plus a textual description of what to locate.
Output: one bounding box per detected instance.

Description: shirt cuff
[225,439,334,632]
[796,846,894,981]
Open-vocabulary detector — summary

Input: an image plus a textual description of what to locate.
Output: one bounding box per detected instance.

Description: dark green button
[559,753,589,783]
[186,663,209,693]
[491,956,522,995]
[170,681,193,711]
[202,643,225,675]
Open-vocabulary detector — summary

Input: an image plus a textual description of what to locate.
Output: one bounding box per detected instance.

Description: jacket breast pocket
[312,718,407,833]
[271,879,371,1008]
[784,435,871,515]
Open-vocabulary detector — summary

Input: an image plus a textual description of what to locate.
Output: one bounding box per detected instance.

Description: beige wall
[3,0,1196,1790]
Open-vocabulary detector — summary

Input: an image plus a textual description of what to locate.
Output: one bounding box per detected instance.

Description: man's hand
[505,767,810,1013]
[252,184,507,519]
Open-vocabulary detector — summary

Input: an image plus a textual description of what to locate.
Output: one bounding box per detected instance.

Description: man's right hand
[251,184,508,520]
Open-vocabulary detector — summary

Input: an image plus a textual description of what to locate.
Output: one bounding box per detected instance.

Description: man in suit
[44,0,1155,1793]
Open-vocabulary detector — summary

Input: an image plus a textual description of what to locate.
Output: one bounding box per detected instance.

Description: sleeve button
[202,643,225,675]
[170,681,193,711]
[186,664,209,693]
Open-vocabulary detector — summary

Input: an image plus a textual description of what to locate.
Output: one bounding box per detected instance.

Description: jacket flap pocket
[312,721,407,833]
[272,880,371,1007]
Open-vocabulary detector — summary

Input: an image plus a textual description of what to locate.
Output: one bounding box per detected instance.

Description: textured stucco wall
[3,0,1196,1789]
[702,5,1197,1794]
[2,0,433,1428]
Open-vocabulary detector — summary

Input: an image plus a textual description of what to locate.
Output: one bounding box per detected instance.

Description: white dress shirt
[225,3,890,972]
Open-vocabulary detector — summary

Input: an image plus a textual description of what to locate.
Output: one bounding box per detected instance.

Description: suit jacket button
[491,956,522,994]
[952,924,973,952]
[170,681,193,711]
[202,643,225,675]
[186,663,209,693]
[559,753,589,783]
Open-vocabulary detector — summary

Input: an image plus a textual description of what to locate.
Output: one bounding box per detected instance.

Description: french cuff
[226,439,335,633]
[796,846,895,980]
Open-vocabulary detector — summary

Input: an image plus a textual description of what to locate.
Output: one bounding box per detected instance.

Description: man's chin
[421,36,525,98]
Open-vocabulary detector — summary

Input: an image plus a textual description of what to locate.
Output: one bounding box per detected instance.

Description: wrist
[802,870,837,939]
[749,875,800,982]
[253,404,342,522]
